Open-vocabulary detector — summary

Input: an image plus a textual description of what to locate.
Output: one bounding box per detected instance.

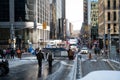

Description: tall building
[98,0,120,48]
[90,0,98,41]
[82,0,92,45]
[0,0,50,49]
[50,0,66,40]
[83,0,88,24]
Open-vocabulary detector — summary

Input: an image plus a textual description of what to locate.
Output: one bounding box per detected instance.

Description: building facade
[50,0,66,40]
[98,0,120,48]
[90,0,98,41]
[0,0,50,49]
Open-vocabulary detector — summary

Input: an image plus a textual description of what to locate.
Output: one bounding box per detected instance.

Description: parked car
[80,47,89,54]
[0,59,9,76]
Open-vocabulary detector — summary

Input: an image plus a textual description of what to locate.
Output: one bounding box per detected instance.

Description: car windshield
[82,47,87,50]
[70,44,77,46]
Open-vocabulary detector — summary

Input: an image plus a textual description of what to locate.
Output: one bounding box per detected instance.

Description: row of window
[107,11,117,21]
[107,0,120,9]
[107,23,117,33]
[0,0,50,25]
[0,0,9,21]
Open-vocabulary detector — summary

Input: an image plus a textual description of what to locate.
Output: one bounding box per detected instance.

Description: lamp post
[108,29,111,59]
[118,8,120,54]
[10,23,16,49]
[103,2,106,54]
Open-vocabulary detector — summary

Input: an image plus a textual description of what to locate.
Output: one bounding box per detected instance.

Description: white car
[80,47,89,54]
[80,71,120,80]
[69,44,78,52]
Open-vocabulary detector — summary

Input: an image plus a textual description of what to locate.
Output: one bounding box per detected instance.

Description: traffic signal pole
[10,24,15,49]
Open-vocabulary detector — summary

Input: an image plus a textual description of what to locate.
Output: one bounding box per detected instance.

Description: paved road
[81,59,113,77]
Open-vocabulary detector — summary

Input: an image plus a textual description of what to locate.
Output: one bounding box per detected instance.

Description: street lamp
[118,8,120,54]
[103,1,106,54]
[10,23,16,49]
[108,28,111,59]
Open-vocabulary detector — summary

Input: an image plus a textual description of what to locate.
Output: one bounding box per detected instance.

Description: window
[14,0,25,21]
[14,0,34,22]
[108,24,110,30]
[113,24,116,32]
[113,12,116,21]
[0,0,9,21]
[113,0,116,9]
[107,12,110,21]
[119,0,120,8]
[108,0,110,9]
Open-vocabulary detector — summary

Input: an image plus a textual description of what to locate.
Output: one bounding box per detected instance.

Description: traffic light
[43,22,46,29]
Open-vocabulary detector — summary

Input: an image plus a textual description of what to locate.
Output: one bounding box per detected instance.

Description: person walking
[16,48,22,59]
[3,49,6,59]
[68,48,74,60]
[10,49,15,59]
[35,48,43,68]
[35,48,43,77]
[47,52,54,69]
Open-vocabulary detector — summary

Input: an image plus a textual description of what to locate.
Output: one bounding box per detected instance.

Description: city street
[0,53,76,80]
[0,50,120,80]
[76,51,120,80]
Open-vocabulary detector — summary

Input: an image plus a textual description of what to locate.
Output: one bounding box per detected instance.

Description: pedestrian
[16,48,22,59]
[105,49,108,58]
[101,49,104,56]
[10,48,15,59]
[97,47,100,56]
[6,48,11,59]
[3,49,6,59]
[68,48,74,60]
[47,51,54,69]
[35,48,43,68]
[94,47,97,55]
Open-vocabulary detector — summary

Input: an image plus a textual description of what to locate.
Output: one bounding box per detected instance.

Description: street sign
[43,22,46,29]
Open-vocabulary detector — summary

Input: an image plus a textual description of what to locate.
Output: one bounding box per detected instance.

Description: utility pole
[118,8,120,54]
[108,28,111,59]
[103,1,106,53]
[10,24,15,49]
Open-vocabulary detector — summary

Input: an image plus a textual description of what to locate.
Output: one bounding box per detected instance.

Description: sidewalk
[8,53,37,68]
[91,48,120,69]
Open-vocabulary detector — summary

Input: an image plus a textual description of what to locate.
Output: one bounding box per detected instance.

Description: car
[80,71,120,80]
[42,48,68,57]
[69,44,79,52]
[80,47,89,54]
[0,59,9,76]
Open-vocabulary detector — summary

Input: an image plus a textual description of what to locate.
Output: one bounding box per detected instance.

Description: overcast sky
[66,0,83,30]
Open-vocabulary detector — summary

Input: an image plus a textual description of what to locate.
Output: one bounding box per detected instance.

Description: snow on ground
[77,70,120,80]
[8,56,37,68]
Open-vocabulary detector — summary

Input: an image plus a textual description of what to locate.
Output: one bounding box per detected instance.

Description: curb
[106,59,116,70]
[72,55,77,80]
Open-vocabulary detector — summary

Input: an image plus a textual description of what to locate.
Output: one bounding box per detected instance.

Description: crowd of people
[0,48,23,59]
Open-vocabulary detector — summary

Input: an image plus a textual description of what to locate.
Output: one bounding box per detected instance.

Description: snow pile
[78,70,120,80]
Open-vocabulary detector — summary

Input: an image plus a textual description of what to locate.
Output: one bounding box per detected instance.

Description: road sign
[43,22,46,29]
